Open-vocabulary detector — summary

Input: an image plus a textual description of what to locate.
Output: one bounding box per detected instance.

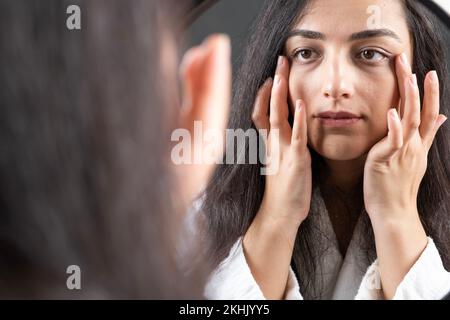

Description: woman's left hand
[364,53,446,224]
[363,53,447,299]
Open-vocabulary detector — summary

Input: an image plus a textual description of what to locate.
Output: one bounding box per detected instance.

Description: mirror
[183,0,450,301]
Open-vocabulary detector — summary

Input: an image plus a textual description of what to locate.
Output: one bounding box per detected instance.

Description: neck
[320,154,367,195]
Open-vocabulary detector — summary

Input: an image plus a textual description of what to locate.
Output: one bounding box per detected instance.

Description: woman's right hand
[243,56,312,299]
[254,55,312,227]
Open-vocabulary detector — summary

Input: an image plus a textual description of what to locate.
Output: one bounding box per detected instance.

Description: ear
[175,34,231,206]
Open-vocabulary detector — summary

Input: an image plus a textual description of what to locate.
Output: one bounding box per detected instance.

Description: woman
[201,0,450,299]
[0,0,231,298]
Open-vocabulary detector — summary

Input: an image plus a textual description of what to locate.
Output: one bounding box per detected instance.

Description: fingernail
[430,70,438,83]
[277,55,284,68]
[410,74,417,86]
[389,109,395,119]
[437,116,448,126]
[274,74,281,85]
[400,53,408,65]
[389,109,398,120]
[265,77,273,86]
[296,99,302,111]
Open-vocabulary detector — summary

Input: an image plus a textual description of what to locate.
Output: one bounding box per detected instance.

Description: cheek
[362,68,400,137]
[288,68,322,115]
[287,63,402,159]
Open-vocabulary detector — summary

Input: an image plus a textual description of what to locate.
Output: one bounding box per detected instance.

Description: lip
[318,117,361,127]
[316,111,362,127]
[317,111,361,119]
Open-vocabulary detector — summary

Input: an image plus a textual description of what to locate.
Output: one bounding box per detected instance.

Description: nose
[322,52,355,100]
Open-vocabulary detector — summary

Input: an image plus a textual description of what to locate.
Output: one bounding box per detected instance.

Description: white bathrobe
[199,186,450,300]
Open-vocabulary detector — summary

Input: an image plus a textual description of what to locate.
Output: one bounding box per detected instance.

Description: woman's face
[285,0,413,161]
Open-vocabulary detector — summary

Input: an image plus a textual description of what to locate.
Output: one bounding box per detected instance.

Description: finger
[253,78,273,149]
[269,56,291,142]
[252,78,273,131]
[291,99,307,151]
[402,73,421,144]
[276,54,290,87]
[420,70,440,143]
[388,109,404,153]
[370,109,403,162]
[425,115,447,151]
[395,53,412,119]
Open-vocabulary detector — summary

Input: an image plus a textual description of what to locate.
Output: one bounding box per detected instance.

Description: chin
[309,139,368,161]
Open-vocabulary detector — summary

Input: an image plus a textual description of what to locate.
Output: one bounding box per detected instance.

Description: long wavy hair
[202,0,450,299]
[0,0,202,298]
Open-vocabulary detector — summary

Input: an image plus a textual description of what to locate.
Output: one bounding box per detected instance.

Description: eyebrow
[286,28,402,43]
[350,29,402,42]
[287,29,325,40]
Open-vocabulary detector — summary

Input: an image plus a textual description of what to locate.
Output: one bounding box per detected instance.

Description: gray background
[184,0,264,72]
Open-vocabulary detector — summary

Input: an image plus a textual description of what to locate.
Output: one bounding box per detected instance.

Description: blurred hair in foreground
[0,0,203,298]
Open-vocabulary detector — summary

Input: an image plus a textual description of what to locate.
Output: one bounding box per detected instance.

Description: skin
[175,35,231,209]
[286,0,411,170]
[245,0,447,299]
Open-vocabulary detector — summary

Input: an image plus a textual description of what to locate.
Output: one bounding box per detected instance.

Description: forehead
[294,0,411,42]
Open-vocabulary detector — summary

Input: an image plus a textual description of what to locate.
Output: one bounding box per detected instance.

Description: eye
[357,49,388,63]
[292,48,321,63]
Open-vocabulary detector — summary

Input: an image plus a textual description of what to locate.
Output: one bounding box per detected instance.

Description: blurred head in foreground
[0,0,230,298]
